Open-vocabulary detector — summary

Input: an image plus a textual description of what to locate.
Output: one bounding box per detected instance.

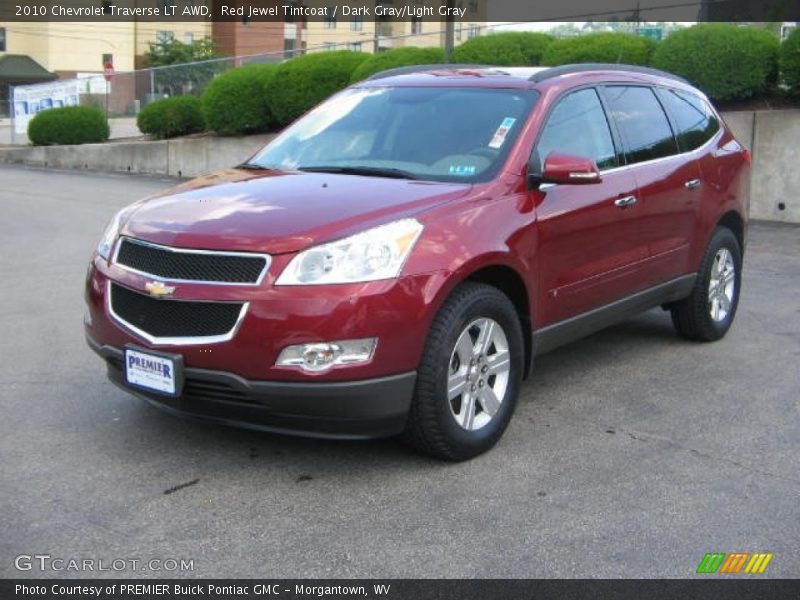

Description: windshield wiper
[236,162,276,171]
[297,166,418,180]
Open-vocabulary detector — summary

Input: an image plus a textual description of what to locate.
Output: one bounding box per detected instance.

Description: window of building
[781,23,796,40]
[324,15,337,29]
[284,38,296,58]
[0,28,6,52]
[468,25,480,39]
[184,32,194,44]
[658,88,720,152]
[604,86,678,164]
[411,18,423,35]
[348,42,363,52]
[535,88,618,171]
[455,25,462,41]
[351,16,363,31]
[323,43,336,52]
[469,0,479,13]
[156,31,174,44]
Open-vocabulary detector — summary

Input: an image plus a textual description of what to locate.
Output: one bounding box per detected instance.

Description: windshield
[248,86,539,183]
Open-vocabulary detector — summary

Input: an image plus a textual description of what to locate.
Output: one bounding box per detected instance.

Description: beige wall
[0,21,210,76]
[301,0,486,53]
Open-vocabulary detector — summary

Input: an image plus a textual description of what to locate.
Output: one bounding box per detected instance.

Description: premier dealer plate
[123,346,184,397]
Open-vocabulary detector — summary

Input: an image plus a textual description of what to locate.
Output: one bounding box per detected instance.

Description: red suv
[85,64,749,460]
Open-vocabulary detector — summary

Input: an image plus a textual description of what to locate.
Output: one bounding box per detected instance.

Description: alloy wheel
[447,318,511,431]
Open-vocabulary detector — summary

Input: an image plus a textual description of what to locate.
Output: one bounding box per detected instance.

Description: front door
[532,87,649,326]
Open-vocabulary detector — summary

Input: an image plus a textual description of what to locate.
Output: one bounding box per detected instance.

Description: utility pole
[443,0,455,61]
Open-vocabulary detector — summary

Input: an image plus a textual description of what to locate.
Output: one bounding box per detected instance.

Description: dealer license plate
[124,347,182,397]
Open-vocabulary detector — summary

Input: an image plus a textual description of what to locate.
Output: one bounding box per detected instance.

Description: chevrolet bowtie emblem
[145,281,176,299]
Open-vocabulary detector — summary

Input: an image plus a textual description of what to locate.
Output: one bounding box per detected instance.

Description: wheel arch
[464,264,533,380]
[716,210,746,256]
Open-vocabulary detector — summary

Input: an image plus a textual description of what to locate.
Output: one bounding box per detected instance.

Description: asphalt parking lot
[0,164,798,579]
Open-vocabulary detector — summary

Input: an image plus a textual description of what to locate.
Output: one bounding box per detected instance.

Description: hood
[122,168,472,254]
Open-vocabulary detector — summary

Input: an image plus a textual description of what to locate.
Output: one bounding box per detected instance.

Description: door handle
[685,178,702,190]
[614,195,637,208]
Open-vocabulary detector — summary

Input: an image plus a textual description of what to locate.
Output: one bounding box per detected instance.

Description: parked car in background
[85,63,749,460]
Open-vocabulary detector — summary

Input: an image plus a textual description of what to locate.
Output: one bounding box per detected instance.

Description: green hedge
[202,62,278,135]
[542,32,655,66]
[350,47,444,83]
[450,32,554,66]
[265,51,369,126]
[137,96,204,139]
[780,27,800,93]
[28,106,109,146]
[652,24,779,101]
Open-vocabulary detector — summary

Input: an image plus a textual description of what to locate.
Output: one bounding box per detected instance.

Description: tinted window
[535,88,617,170]
[604,86,678,164]
[659,89,720,151]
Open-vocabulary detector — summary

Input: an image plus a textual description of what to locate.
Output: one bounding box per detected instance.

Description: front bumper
[88,336,416,439]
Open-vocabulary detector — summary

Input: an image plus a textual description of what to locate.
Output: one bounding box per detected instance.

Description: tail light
[742,149,752,166]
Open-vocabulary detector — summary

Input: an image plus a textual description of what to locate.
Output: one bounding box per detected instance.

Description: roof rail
[366,64,493,81]
[528,63,689,84]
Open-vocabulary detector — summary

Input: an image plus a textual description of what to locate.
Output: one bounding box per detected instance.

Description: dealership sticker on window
[488,117,516,149]
[449,165,477,176]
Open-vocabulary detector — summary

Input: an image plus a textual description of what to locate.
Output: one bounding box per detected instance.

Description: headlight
[96,207,133,260]
[275,218,423,285]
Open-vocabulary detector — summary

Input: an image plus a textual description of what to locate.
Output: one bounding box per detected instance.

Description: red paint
[85,67,749,386]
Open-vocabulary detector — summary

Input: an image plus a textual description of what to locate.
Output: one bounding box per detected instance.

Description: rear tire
[671,227,742,342]
[403,282,524,461]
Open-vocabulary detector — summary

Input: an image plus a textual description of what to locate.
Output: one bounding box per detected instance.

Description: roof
[0,54,57,83]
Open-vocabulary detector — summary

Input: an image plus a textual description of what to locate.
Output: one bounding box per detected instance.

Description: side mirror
[535,152,602,186]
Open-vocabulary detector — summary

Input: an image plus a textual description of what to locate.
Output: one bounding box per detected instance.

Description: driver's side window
[535,88,618,171]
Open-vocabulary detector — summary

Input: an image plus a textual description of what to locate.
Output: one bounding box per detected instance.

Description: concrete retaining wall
[723,110,800,224]
[0,134,274,179]
[1,110,799,223]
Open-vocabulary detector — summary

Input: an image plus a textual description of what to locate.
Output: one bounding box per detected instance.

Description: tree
[144,38,222,67]
[143,38,225,98]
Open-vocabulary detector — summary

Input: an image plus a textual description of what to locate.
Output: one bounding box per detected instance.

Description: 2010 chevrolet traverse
[85,64,749,460]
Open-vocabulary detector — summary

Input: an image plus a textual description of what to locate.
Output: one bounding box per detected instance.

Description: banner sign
[12,80,81,135]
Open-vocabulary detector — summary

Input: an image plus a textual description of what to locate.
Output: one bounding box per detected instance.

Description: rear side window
[604,86,678,165]
[658,89,720,151]
[535,88,617,170]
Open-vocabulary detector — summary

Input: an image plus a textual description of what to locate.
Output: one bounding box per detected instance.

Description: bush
[28,106,109,146]
[450,32,554,66]
[265,51,369,126]
[202,62,278,135]
[350,47,445,83]
[542,32,656,67]
[652,24,779,101]
[137,96,204,139]
[780,27,800,94]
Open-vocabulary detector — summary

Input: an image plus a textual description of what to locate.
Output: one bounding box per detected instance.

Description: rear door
[601,85,700,285]
[656,87,725,261]
[532,87,647,325]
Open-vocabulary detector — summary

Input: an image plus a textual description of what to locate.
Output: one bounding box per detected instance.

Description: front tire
[671,227,742,341]
[403,282,524,461]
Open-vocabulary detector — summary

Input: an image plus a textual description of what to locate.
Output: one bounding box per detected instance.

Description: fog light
[276,338,377,372]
